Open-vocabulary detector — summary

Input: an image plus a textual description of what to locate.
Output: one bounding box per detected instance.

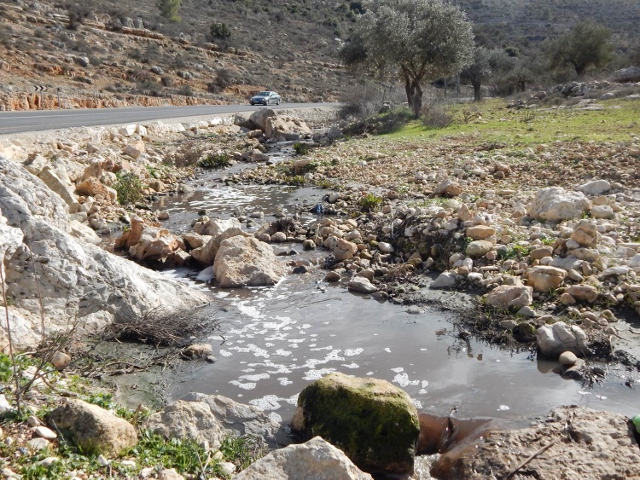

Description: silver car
[250,91,281,106]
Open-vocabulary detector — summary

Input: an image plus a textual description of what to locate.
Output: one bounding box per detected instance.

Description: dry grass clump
[104,306,219,347]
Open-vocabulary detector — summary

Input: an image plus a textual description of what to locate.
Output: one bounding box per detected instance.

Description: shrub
[293,142,311,155]
[421,101,453,129]
[114,172,145,205]
[359,193,383,212]
[206,68,234,93]
[164,142,207,168]
[198,152,231,169]
[209,22,231,41]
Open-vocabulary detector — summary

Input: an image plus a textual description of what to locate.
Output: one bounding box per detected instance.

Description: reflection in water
[153,174,639,429]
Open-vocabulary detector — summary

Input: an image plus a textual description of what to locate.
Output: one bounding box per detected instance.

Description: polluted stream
[117,148,639,433]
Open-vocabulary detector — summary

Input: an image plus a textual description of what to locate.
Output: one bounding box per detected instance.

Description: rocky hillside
[1,0,638,111]
[0,0,349,110]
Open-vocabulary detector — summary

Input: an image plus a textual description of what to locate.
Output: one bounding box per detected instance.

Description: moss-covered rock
[290,373,420,477]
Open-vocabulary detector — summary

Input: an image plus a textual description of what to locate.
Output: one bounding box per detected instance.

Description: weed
[220,434,269,471]
[498,244,531,260]
[293,142,311,155]
[198,152,231,169]
[114,172,145,205]
[359,193,383,212]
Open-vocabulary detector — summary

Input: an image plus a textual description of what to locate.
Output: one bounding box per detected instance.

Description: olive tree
[461,47,516,101]
[157,0,181,22]
[547,20,613,76]
[350,0,474,115]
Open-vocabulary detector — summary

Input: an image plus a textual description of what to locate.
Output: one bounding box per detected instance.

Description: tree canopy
[157,0,181,23]
[347,0,474,115]
[547,20,613,76]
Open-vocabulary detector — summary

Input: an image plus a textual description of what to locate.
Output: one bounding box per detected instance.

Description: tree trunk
[472,80,482,101]
[402,69,424,118]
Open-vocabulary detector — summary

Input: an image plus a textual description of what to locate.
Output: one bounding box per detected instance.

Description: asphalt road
[0,103,331,135]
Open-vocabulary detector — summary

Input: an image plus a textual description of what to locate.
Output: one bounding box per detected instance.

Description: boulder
[565,285,598,303]
[145,400,225,448]
[48,399,137,456]
[235,437,373,480]
[128,226,185,262]
[75,177,117,203]
[577,179,610,196]
[466,240,493,258]
[332,238,358,261]
[610,66,640,83]
[526,266,566,292]
[348,277,378,294]
[485,285,533,310]
[249,108,276,131]
[291,372,420,477]
[434,179,462,197]
[0,156,208,349]
[191,230,246,266]
[431,406,640,480]
[181,393,288,449]
[465,225,495,240]
[536,321,589,358]
[213,236,286,287]
[529,187,591,222]
[265,116,312,141]
[570,220,599,247]
[430,272,457,289]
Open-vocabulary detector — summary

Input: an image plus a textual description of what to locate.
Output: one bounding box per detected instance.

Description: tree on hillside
[345,0,474,116]
[546,20,613,76]
[157,0,181,23]
[460,47,509,101]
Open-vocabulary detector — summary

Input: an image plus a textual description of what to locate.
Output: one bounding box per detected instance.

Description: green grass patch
[383,98,640,146]
[198,152,232,169]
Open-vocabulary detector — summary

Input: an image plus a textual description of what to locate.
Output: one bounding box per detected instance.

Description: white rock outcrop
[0,156,208,348]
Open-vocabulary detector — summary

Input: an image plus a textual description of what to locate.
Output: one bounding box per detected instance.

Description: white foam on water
[195,266,214,283]
[342,363,359,369]
[275,349,292,357]
[391,367,404,373]
[344,348,364,356]
[366,371,374,375]
[270,412,282,423]
[310,334,318,338]
[393,373,419,387]
[286,394,299,405]
[219,350,233,357]
[265,343,275,347]
[421,380,429,388]
[230,380,257,390]
[384,348,392,353]
[310,346,333,351]
[241,368,256,373]
[299,324,312,329]
[596,395,607,400]
[278,377,293,386]
[215,291,230,298]
[498,405,510,411]
[239,373,270,382]
[288,338,306,344]
[249,395,282,410]
[419,389,428,395]
[577,391,592,395]
[303,368,336,380]
[412,399,423,409]
[236,302,265,320]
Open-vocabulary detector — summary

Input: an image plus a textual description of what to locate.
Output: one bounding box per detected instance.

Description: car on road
[250,91,281,106]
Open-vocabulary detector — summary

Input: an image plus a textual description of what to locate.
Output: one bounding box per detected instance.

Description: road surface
[0,103,334,135]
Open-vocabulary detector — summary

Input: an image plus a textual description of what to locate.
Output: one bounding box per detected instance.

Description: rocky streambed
[1,103,640,478]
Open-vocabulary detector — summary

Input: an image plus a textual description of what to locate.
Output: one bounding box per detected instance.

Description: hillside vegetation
[0,0,638,109]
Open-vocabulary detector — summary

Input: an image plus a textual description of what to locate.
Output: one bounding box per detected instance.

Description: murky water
[149,168,638,429]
